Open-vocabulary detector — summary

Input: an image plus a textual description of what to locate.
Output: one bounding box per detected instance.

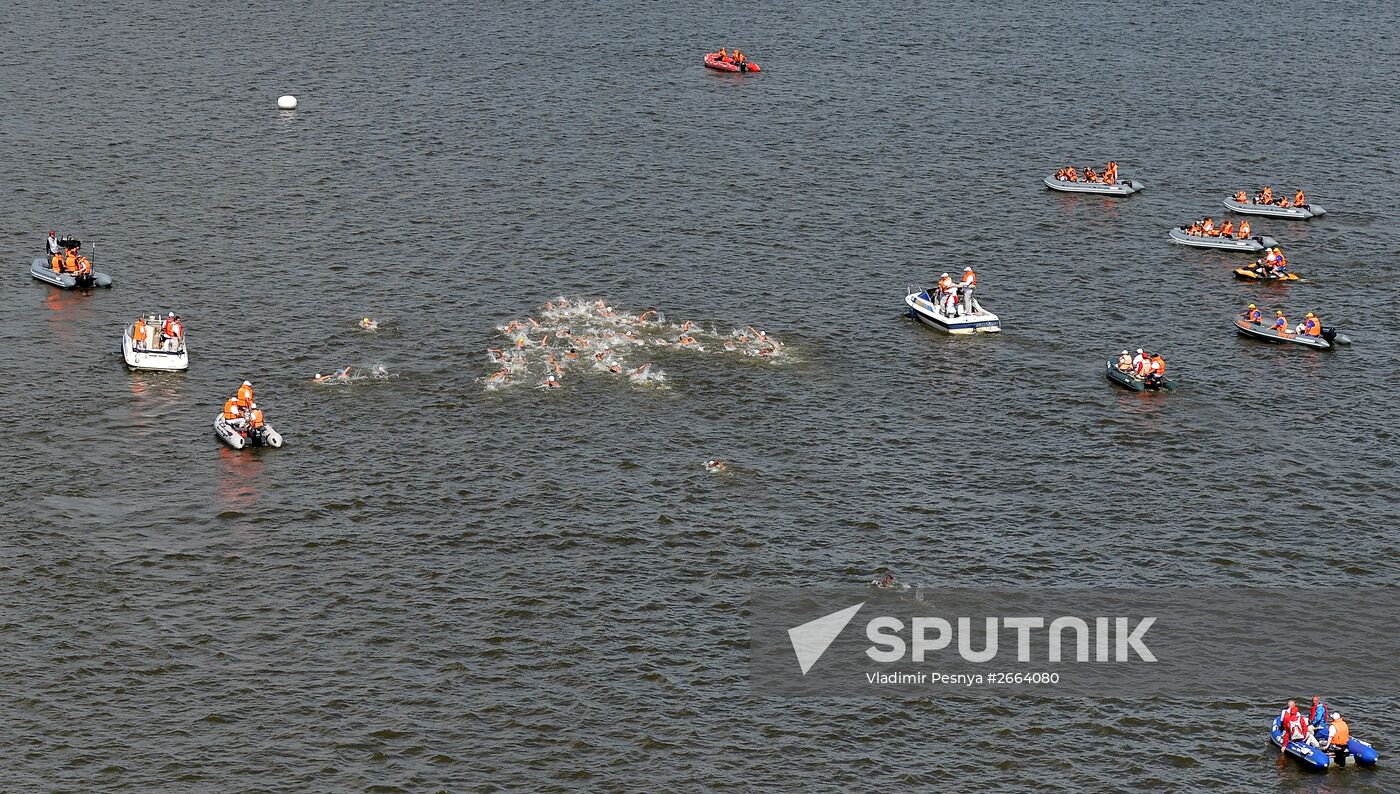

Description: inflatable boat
[905,288,1000,334]
[704,53,760,73]
[1105,359,1176,391]
[1224,198,1326,219]
[1043,176,1144,195]
[30,257,112,289]
[214,414,283,450]
[1234,318,1349,349]
[1272,717,1332,771]
[122,316,189,371]
[1233,267,1301,282]
[1169,227,1278,252]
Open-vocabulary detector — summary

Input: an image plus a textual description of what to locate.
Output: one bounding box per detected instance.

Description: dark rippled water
[3,0,1398,790]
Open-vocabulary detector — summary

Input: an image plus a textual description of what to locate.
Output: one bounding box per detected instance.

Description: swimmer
[677,335,700,348]
[540,374,561,389]
[313,366,353,383]
[870,572,899,589]
[486,369,509,384]
[704,459,727,473]
[370,365,389,379]
[680,320,697,332]
[359,317,378,331]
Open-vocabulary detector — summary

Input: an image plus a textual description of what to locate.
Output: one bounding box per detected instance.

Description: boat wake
[482,297,793,391]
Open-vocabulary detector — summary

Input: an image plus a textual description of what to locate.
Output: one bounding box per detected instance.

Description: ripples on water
[2,0,1398,790]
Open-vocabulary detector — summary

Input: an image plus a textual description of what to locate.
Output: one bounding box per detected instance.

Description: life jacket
[1303,318,1321,336]
[51,253,62,272]
[223,398,242,420]
[1238,222,1250,238]
[937,276,953,292]
[961,270,976,288]
[1247,309,1261,323]
[64,252,79,272]
[1150,356,1165,375]
[169,321,183,338]
[1117,354,1131,369]
[1295,191,1305,205]
[78,256,92,274]
[1235,191,1247,203]
[249,408,265,428]
[237,384,254,405]
[1261,188,1272,202]
[1220,222,1233,236]
[1329,719,1350,746]
[133,320,147,342]
[1274,316,1288,331]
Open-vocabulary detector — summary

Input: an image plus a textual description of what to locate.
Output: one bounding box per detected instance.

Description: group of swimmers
[1279,697,1354,761]
[1054,161,1119,184]
[1182,216,1252,239]
[1235,187,1307,208]
[130,312,185,352]
[1241,304,1325,337]
[484,297,787,390]
[1114,348,1168,386]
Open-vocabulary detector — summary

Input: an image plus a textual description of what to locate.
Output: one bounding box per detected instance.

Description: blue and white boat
[905,287,1000,335]
[1271,717,1331,771]
[1270,716,1380,769]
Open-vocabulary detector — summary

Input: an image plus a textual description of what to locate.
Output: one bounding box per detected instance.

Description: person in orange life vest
[1244,304,1262,324]
[957,267,976,316]
[76,254,92,275]
[1055,167,1068,181]
[63,249,80,273]
[1299,312,1322,337]
[1237,220,1251,239]
[717,48,728,62]
[236,380,254,408]
[1234,190,1248,204]
[1116,350,1132,371]
[1201,217,1216,235]
[1263,247,1279,270]
[222,396,247,430]
[1273,310,1292,335]
[1260,186,1273,204]
[132,317,148,350]
[1146,353,1166,386]
[161,312,184,351]
[248,403,265,429]
[935,272,955,314]
[50,251,63,272]
[1219,219,1234,237]
[1326,712,1350,759]
[1294,189,1306,207]
[1085,166,1098,183]
[1065,166,1079,182]
[1104,161,1118,184]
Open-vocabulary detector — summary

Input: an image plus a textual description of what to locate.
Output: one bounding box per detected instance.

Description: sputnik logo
[787,602,864,675]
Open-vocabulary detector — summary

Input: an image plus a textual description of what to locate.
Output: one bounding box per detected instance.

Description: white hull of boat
[1044,176,1144,195]
[905,291,1000,334]
[214,414,283,449]
[1223,198,1325,219]
[1169,227,1277,252]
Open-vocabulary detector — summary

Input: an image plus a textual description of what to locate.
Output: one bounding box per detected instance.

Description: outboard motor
[1321,327,1337,342]
[59,236,81,250]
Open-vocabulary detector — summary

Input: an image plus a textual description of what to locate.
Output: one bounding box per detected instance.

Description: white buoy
[277,95,298,110]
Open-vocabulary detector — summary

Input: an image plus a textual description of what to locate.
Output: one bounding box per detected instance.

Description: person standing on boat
[45,229,59,257]
[237,380,254,408]
[160,312,184,351]
[1237,220,1251,239]
[935,272,954,315]
[958,267,976,316]
[1294,189,1306,207]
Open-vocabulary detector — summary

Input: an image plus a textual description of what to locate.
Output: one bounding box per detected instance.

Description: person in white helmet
[934,272,955,315]
[1116,350,1132,372]
[160,311,184,351]
[958,267,977,316]
[1130,348,1149,379]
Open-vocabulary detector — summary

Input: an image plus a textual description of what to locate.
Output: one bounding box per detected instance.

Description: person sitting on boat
[132,316,148,350]
[1298,311,1323,337]
[1234,190,1248,204]
[1294,189,1306,207]
[1259,186,1274,204]
[1116,350,1132,371]
[1104,161,1118,184]
[222,395,247,430]
[1309,696,1329,728]
[1236,220,1251,239]
[1145,353,1166,387]
[1055,167,1067,181]
[1201,217,1216,236]
[1273,310,1292,336]
[247,403,266,433]
[1130,348,1148,379]
[45,229,59,257]
[716,47,728,61]
[237,380,254,408]
[1219,219,1234,238]
[957,267,976,315]
[1084,166,1098,183]
[1244,304,1262,324]
[1064,166,1079,182]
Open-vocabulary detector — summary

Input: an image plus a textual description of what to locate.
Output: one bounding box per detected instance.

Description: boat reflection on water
[217,447,264,513]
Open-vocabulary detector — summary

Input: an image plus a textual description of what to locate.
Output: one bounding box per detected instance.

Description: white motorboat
[121,314,189,372]
[214,414,283,449]
[1043,175,1145,196]
[905,287,1000,334]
